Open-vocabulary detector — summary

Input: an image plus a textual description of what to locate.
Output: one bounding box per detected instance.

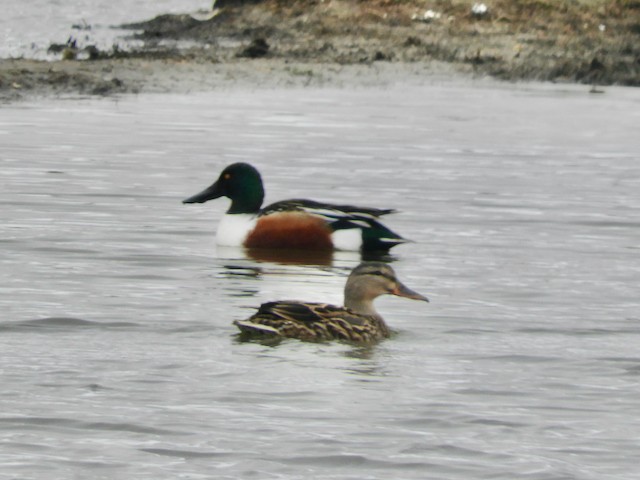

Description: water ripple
[0,417,183,436]
[140,448,227,459]
[0,317,141,332]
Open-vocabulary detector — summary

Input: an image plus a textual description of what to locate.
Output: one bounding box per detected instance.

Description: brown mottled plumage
[234,262,429,343]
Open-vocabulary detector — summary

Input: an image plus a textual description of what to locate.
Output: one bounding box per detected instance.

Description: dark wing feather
[258,301,369,326]
[258,301,325,323]
[260,199,396,218]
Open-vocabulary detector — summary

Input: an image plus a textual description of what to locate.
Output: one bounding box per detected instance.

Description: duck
[183,162,407,252]
[234,262,429,343]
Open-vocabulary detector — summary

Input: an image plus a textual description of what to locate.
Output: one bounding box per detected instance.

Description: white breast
[216,214,257,247]
[331,229,363,251]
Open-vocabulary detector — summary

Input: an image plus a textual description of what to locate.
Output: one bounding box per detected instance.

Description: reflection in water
[220,244,397,269]
[215,246,355,305]
[225,288,261,298]
[231,322,384,376]
[215,247,263,296]
[245,247,334,266]
[220,264,262,279]
[217,245,337,269]
[344,363,385,379]
[233,331,285,347]
[340,344,388,378]
[360,250,399,264]
[342,344,379,361]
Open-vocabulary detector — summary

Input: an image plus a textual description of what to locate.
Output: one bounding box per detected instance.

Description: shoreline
[1,0,638,102]
[0,57,487,102]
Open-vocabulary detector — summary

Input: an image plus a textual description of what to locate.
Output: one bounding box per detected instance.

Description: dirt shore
[1,0,638,101]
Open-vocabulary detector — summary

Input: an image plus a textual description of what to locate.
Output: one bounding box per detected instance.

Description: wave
[0,317,140,332]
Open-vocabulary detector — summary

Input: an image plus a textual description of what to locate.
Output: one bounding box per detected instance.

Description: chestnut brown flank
[245,212,333,250]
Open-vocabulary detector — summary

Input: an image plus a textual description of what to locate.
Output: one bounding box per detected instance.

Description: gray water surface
[1,82,639,479]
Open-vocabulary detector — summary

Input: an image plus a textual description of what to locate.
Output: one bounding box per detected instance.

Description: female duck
[183,162,407,252]
[234,262,429,343]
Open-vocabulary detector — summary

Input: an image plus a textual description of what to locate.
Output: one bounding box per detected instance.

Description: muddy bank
[1,0,639,101]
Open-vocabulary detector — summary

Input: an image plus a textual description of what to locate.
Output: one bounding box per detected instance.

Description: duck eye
[224,173,231,180]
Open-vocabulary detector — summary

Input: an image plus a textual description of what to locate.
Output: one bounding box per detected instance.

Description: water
[1,0,211,59]
[1,82,640,479]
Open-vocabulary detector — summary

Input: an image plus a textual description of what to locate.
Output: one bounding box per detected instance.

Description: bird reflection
[221,264,262,278]
[245,247,334,266]
[218,244,397,268]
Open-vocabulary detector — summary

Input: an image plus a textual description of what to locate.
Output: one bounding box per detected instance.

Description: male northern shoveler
[234,262,429,343]
[183,162,407,252]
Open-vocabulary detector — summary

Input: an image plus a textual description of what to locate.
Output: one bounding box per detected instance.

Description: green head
[183,162,265,214]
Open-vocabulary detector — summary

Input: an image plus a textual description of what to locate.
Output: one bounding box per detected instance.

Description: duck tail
[233,319,280,336]
[332,217,409,252]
